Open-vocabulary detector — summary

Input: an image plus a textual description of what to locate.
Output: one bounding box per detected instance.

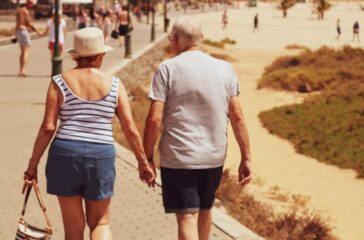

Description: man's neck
[179,46,200,54]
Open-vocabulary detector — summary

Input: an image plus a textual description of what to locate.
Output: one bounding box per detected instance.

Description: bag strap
[21,180,52,230]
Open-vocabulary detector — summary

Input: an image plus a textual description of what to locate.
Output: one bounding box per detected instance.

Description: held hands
[22,159,38,194]
[138,160,156,188]
[238,160,252,187]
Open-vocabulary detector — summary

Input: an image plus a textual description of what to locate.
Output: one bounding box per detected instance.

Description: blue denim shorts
[46,138,116,201]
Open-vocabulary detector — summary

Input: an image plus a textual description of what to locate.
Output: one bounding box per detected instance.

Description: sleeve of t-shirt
[226,63,240,97]
[47,19,51,28]
[148,63,169,102]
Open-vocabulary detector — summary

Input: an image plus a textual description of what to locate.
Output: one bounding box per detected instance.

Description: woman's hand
[22,160,38,194]
[138,160,156,187]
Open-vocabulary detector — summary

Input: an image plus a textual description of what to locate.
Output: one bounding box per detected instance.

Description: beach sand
[194,4,364,240]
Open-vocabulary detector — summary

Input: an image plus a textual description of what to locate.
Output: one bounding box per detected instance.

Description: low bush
[258,45,364,177]
[217,171,337,240]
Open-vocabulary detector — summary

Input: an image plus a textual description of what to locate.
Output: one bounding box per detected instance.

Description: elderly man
[143,16,252,240]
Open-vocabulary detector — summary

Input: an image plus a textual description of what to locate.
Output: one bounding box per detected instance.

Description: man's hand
[238,160,252,187]
[138,160,156,187]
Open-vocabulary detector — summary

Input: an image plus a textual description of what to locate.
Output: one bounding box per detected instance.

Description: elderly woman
[23,27,155,240]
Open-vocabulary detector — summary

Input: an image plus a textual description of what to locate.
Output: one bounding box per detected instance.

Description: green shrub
[260,95,364,177]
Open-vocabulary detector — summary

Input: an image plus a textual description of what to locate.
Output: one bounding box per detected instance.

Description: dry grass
[202,37,237,49]
[286,44,309,51]
[0,27,15,37]
[216,171,338,240]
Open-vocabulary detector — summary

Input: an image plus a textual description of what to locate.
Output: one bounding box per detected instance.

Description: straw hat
[67,27,113,57]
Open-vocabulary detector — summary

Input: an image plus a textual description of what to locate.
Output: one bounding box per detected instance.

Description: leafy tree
[278,0,296,18]
[312,0,331,20]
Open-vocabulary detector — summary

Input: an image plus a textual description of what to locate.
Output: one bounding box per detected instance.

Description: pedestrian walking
[15,0,40,77]
[40,10,67,57]
[116,5,132,47]
[133,5,142,23]
[101,11,112,43]
[144,16,252,240]
[77,6,88,29]
[336,19,341,40]
[353,20,360,42]
[253,13,259,33]
[222,10,228,29]
[23,27,155,239]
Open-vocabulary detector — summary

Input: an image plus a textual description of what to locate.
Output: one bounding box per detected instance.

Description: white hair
[172,16,203,49]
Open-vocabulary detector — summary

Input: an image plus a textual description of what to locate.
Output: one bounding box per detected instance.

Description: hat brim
[67,45,114,57]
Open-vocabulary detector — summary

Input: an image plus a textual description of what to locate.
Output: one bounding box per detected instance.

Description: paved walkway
[0,10,242,240]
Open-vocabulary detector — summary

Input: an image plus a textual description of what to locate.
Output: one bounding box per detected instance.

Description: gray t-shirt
[149,50,239,169]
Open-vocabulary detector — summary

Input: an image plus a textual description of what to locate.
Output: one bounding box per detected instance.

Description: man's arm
[143,100,164,162]
[228,96,252,186]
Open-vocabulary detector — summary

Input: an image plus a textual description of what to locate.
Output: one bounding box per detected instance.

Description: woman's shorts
[161,166,223,213]
[48,42,64,53]
[46,138,116,201]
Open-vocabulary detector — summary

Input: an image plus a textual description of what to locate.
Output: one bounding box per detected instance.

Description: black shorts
[118,24,128,36]
[161,166,223,214]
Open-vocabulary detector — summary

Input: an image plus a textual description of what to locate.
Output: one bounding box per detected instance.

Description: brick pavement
[0,12,237,240]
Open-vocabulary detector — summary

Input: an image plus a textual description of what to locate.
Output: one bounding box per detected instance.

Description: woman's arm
[24,81,61,180]
[115,81,155,183]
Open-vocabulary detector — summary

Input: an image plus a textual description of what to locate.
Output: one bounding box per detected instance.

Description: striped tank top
[52,74,119,144]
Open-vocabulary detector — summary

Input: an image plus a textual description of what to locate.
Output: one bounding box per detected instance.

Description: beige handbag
[15,180,52,240]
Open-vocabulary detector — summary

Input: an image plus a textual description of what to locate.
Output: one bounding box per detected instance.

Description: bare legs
[58,196,112,240]
[19,45,29,77]
[58,196,85,240]
[176,210,212,240]
[119,36,124,47]
[86,198,112,240]
[198,210,212,240]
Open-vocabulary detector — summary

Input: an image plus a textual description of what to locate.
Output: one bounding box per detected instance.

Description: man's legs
[198,210,212,240]
[176,212,199,240]
[176,210,212,240]
[19,45,29,76]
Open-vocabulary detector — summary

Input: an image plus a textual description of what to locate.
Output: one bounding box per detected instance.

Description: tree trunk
[283,9,287,18]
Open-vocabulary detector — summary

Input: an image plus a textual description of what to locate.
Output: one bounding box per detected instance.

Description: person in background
[336,19,341,40]
[253,13,259,33]
[23,27,155,240]
[116,5,131,47]
[353,20,360,42]
[144,16,252,240]
[77,5,88,29]
[222,10,228,29]
[101,10,112,43]
[89,6,98,27]
[40,10,67,57]
[15,0,40,77]
[133,5,142,23]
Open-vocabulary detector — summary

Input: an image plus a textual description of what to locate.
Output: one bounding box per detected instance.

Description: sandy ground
[194,3,364,240]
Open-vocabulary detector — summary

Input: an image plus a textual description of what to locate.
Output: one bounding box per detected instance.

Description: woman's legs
[85,198,112,240]
[58,196,86,240]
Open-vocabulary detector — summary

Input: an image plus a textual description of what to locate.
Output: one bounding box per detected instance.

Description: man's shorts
[16,29,31,47]
[161,166,223,213]
[46,138,116,201]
